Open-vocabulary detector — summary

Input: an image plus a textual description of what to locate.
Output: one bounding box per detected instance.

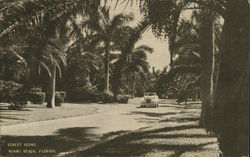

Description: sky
[107,1,170,71]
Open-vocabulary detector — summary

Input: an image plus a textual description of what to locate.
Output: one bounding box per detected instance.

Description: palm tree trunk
[209,10,216,107]
[199,9,214,128]
[47,63,56,108]
[169,52,174,69]
[213,1,249,156]
[195,87,199,101]
[168,11,181,69]
[132,72,136,98]
[112,56,126,100]
[104,42,110,91]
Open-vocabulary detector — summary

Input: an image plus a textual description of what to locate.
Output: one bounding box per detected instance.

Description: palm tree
[212,1,249,156]
[111,20,150,99]
[88,7,134,92]
[127,45,152,98]
[43,39,66,108]
[20,18,67,107]
[65,42,100,101]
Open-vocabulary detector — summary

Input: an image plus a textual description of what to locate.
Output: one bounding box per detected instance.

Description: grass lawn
[0,102,98,126]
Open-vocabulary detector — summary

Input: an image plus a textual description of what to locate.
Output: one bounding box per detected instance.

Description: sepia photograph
[0,0,249,156]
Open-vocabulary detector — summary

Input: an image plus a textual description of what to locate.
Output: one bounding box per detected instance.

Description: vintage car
[141,92,159,108]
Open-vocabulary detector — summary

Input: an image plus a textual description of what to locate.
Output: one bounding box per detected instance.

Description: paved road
[1,99,160,136]
[1,99,219,157]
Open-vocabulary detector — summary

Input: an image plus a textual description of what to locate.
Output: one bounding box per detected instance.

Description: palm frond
[133,45,153,54]
[164,64,200,82]
[110,13,134,29]
[54,59,62,78]
[173,43,200,56]
[0,0,101,38]
[39,60,52,77]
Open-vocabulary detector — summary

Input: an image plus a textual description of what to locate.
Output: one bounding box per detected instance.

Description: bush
[56,91,66,98]
[0,80,23,102]
[29,88,42,93]
[8,88,28,110]
[8,104,23,110]
[97,91,114,103]
[67,87,97,102]
[117,95,129,104]
[28,92,45,104]
[12,88,28,103]
[55,91,66,106]
[27,88,45,104]
[55,96,64,106]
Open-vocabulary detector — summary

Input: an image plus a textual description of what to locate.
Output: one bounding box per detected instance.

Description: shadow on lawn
[128,111,178,118]
[0,109,29,122]
[0,104,46,123]
[0,115,26,121]
[0,127,99,157]
[0,107,28,122]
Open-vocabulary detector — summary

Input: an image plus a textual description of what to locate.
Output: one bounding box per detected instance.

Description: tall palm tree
[111,20,150,99]
[212,1,249,156]
[88,7,134,92]
[43,39,66,108]
[127,45,152,98]
[20,18,67,107]
[65,41,100,101]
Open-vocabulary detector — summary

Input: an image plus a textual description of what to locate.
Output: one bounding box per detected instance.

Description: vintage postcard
[0,0,249,156]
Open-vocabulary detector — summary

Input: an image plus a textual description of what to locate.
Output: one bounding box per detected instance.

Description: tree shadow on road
[75,124,218,157]
[72,103,218,157]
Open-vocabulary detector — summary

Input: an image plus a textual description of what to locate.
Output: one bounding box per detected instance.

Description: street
[0,99,219,157]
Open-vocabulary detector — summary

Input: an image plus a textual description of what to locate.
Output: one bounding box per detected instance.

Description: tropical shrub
[67,87,97,102]
[55,96,64,106]
[54,91,66,106]
[117,95,129,104]
[27,88,47,104]
[56,91,66,99]
[96,91,114,103]
[27,88,45,104]
[29,88,42,93]
[0,80,23,102]
[8,104,23,110]
[8,87,28,110]
[29,92,45,104]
